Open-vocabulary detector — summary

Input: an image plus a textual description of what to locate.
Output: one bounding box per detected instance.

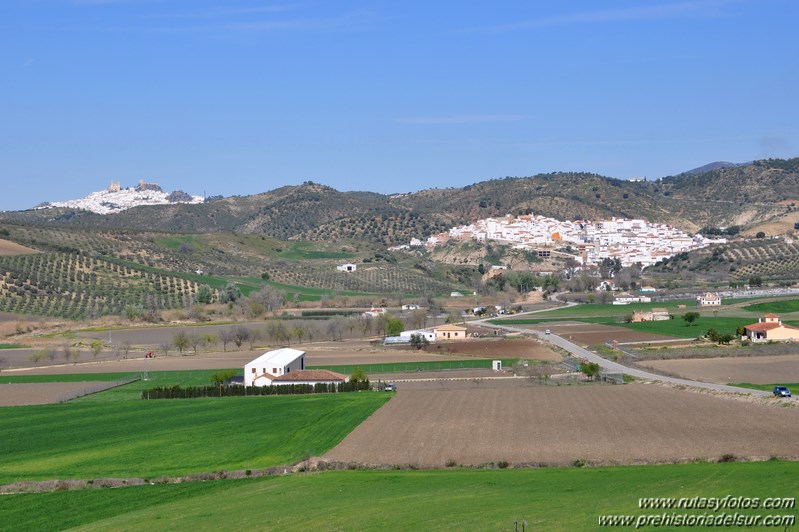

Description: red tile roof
[745,322,782,332]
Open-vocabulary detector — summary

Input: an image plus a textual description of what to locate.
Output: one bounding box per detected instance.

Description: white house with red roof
[244,348,305,386]
[743,314,799,343]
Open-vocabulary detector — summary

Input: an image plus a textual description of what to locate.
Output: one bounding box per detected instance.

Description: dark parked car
[773,386,792,398]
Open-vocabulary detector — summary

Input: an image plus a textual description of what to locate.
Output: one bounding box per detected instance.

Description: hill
[3,159,798,245]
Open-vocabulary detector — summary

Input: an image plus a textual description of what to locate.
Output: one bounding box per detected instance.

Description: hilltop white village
[397,213,727,267]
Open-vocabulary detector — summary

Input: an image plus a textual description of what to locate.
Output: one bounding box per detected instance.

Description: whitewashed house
[245,348,306,387]
[399,329,436,342]
[696,293,721,306]
[336,263,357,272]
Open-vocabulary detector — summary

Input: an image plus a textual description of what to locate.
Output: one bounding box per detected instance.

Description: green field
[744,299,799,314]
[731,383,798,392]
[0,343,26,349]
[498,313,791,341]
[0,393,389,483]
[278,241,355,260]
[2,462,796,531]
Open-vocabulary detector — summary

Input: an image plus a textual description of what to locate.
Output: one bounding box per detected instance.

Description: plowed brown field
[639,355,799,384]
[521,321,675,345]
[325,383,799,466]
[0,239,38,256]
[0,382,121,406]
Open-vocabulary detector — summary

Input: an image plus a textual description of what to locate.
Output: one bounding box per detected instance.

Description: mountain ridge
[3,157,797,245]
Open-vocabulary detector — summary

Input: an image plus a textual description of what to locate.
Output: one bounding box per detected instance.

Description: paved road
[478,309,773,397]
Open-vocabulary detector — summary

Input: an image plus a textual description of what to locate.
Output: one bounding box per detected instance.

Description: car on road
[384,383,396,392]
[773,386,792,398]
[544,329,551,335]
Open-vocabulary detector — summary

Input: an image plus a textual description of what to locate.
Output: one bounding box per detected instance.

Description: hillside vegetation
[3,158,797,245]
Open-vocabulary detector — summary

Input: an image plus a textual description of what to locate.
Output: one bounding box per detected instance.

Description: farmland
[0,393,390,483]
[638,355,799,385]
[325,383,799,466]
[0,252,204,319]
[1,462,796,531]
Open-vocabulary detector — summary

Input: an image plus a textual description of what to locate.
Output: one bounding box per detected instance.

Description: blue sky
[1,0,797,211]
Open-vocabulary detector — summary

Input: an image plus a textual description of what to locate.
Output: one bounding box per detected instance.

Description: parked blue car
[773,386,792,398]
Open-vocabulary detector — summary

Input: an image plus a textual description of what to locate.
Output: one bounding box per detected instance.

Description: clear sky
[1,0,797,211]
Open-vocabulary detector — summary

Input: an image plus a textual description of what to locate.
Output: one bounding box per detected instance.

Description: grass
[0,343,26,349]
[278,241,355,261]
[497,314,779,340]
[231,276,374,301]
[744,299,799,314]
[0,392,389,483]
[730,382,798,392]
[309,358,520,376]
[1,461,796,531]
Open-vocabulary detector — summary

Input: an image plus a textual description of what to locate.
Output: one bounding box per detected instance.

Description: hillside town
[411,214,725,267]
[35,180,204,214]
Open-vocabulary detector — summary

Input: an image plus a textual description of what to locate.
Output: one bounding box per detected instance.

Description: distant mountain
[36,180,204,214]
[679,161,751,176]
[5,158,798,244]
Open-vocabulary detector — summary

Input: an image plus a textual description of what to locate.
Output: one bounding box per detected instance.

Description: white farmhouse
[244,348,306,387]
[336,263,357,272]
[696,293,721,306]
[399,329,436,342]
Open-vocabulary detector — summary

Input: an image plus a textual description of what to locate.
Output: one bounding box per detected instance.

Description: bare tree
[250,286,286,314]
[266,322,288,346]
[248,329,262,350]
[121,340,133,358]
[62,343,73,363]
[29,350,45,366]
[159,341,172,357]
[305,322,317,343]
[327,315,347,341]
[232,325,251,349]
[408,309,428,330]
[188,334,203,355]
[219,328,235,352]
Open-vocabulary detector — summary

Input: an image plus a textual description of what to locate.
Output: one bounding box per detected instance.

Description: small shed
[492,360,502,371]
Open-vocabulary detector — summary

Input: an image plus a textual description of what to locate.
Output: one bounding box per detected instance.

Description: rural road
[479,310,773,398]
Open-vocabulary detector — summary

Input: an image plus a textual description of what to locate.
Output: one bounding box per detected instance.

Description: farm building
[363,307,386,318]
[612,293,652,305]
[433,324,468,341]
[271,370,348,386]
[631,308,670,322]
[244,348,305,387]
[399,329,436,342]
[743,314,799,343]
[696,293,721,306]
[336,263,357,272]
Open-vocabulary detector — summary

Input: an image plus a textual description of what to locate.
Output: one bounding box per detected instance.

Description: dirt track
[325,383,799,466]
[639,355,799,385]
